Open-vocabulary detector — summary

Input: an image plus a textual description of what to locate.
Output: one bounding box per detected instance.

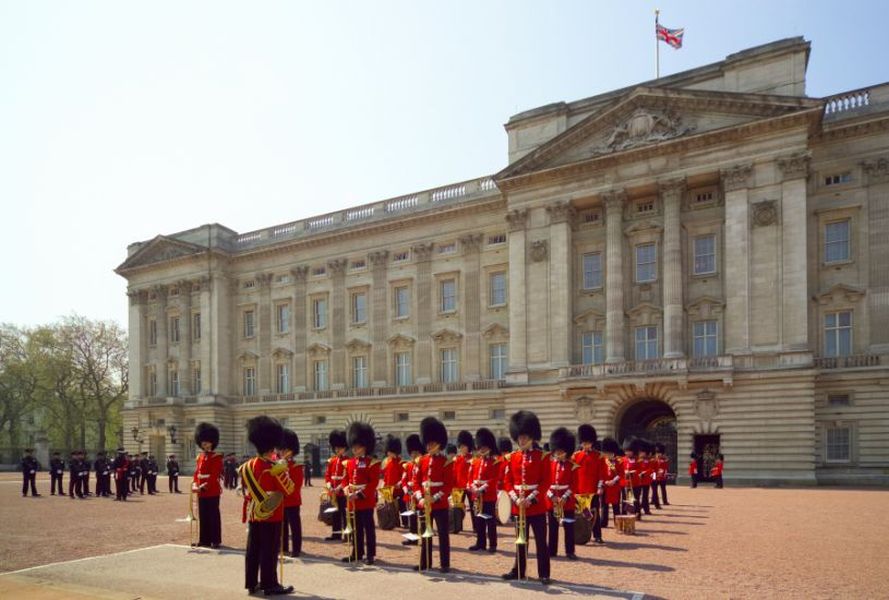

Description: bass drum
[448,506,464,534]
[573,517,592,545]
[496,490,512,526]
[376,502,399,530]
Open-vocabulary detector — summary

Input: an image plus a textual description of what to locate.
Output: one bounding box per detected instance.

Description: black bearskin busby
[577,424,598,444]
[328,429,347,450]
[509,410,542,442]
[601,438,621,456]
[420,416,448,448]
[475,428,497,454]
[247,416,283,454]
[457,430,474,451]
[347,421,376,455]
[446,444,457,456]
[385,434,402,456]
[637,439,652,455]
[280,428,300,454]
[622,436,640,454]
[497,436,513,455]
[690,451,698,459]
[549,427,576,455]
[405,433,423,455]
[194,422,220,450]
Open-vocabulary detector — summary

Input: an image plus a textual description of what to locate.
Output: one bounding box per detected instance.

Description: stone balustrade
[227,379,506,404]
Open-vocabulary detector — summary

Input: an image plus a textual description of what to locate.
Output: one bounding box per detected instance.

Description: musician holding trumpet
[412,416,453,573]
[341,421,381,565]
[546,427,579,560]
[467,427,500,553]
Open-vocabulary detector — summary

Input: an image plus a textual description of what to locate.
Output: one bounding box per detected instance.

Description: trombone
[343,487,359,563]
[418,482,434,572]
[186,488,198,546]
[514,492,527,581]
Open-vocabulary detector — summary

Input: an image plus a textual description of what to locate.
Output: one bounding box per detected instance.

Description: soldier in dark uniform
[167,454,181,493]
[113,448,129,501]
[21,449,40,497]
[81,452,91,496]
[94,452,109,497]
[69,450,84,499]
[303,453,312,487]
[50,451,66,496]
[138,452,149,494]
[129,454,140,493]
[146,454,159,494]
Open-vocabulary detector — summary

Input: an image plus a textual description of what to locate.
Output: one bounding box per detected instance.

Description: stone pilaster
[291,266,309,391]
[722,164,754,354]
[197,276,212,395]
[256,273,273,394]
[413,243,434,384]
[154,285,168,395]
[328,259,348,388]
[777,153,810,350]
[178,281,192,394]
[460,234,483,380]
[369,251,389,385]
[127,289,145,401]
[661,179,685,358]
[862,158,889,352]
[506,209,529,381]
[604,192,626,363]
[546,202,574,367]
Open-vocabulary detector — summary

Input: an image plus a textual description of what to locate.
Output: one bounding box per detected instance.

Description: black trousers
[601,501,621,528]
[330,495,347,538]
[51,473,64,495]
[396,497,408,529]
[97,474,111,496]
[630,486,642,514]
[245,521,282,591]
[659,480,669,503]
[198,495,222,545]
[115,476,129,500]
[346,508,375,560]
[547,509,575,557]
[473,500,497,549]
[714,475,723,488]
[139,473,147,494]
[512,513,550,580]
[407,507,418,536]
[282,506,302,556]
[169,475,180,493]
[590,495,603,541]
[148,475,157,493]
[303,469,312,486]
[650,481,661,508]
[130,474,138,491]
[419,508,450,569]
[640,484,651,514]
[691,474,698,488]
[69,474,83,498]
[22,473,38,496]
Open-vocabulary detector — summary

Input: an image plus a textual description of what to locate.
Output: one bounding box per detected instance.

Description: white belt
[550,484,570,490]
[473,480,489,485]
[424,481,444,487]
[518,484,538,490]
[330,475,345,480]
[348,484,367,490]
[198,474,210,479]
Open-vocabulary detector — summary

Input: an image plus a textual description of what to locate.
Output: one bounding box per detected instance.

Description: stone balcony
[229,379,507,405]
[822,83,889,121]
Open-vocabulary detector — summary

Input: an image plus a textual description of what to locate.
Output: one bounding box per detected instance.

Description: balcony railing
[226,380,506,404]
[824,88,870,115]
[814,354,882,369]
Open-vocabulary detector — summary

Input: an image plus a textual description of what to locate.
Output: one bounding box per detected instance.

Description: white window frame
[395,351,412,386]
[394,286,410,319]
[693,234,717,275]
[440,348,458,383]
[313,360,329,391]
[825,424,853,464]
[169,366,179,396]
[440,279,457,313]
[351,291,367,324]
[170,316,180,343]
[276,304,290,334]
[147,367,157,396]
[582,253,603,290]
[824,219,851,264]
[581,331,604,365]
[692,320,719,357]
[276,363,290,394]
[192,362,201,394]
[243,367,256,396]
[489,272,507,306]
[824,310,852,357]
[192,313,201,341]
[489,343,507,380]
[635,326,659,360]
[312,298,328,330]
[352,355,368,388]
[635,243,657,283]
[243,310,255,338]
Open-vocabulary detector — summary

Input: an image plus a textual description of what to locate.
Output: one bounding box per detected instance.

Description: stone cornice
[256,272,274,288]
[720,164,754,192]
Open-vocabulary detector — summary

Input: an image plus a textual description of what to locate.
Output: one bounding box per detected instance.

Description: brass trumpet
[418,482,434,572]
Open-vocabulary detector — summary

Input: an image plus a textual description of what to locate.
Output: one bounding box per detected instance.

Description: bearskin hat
[420,416,448,448]
[247,416,283,454]
[690,451,697,459]
[405,433,423,455]
[497,436,513,455]
[475,428,497,453]
[637,439,652,455]
[194,422,220,450]
[347,421,376,455]
[385,434,402,456]
[622,436,639,454]
[549,427,576,454]
[601,437,621,455]
[446,443,457,455]
[577,424,598,444]
[457,430,475,451]
[280,428,300,454]
[509,410,542,442]
[328,429,347,450]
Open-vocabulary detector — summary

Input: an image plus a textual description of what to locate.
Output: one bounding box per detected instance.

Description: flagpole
[655,8,660,79]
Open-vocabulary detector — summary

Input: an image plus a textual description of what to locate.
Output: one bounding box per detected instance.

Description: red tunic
[622,456,642,488]
[400,459,417,504]
[502,448,551,517]
[283,460,303,508]
[654,456,668,482]
[325,455,347,497]
[469,454,500,502]
[453,453,472,490]
[412,453,454,511]
[601,457,623,505]
[345,455,381,511]
[710,460,724,477]
[382,456,404,488]
[497,453,511,490]
[193,451,223,498]
[242,457,294,523]
[571,448,606,495]
[545,459,577,512]
[639,458,653,486]
[688,459,698,476]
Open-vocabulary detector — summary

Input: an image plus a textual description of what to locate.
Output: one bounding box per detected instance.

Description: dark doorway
[617,399,678,481]
[693,434,720,483]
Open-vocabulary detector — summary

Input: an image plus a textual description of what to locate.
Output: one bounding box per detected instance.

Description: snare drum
[496,490,512,526]
[615,514,636,535]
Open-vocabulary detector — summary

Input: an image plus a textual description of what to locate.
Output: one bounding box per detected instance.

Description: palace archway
[617,398,678,479]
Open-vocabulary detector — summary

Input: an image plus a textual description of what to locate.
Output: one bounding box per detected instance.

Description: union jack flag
[656,23,684,49]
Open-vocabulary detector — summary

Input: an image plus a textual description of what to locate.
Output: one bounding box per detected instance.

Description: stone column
[721,165,753,354]
[604,192,626,363]
[460,234,483,380]
[413,243,434,384]
[369,251,390,386]
[778,153,811,350]
[546,202,574,367]
[154,285,169,395]
[178,281,192,394]
[257,273,273,394]
[506,209,529,381]
[328,259,348,388]
[127,289,145,401]
[197,276,212,396]
[862,158,889,353]
[291,266,309,391]
[661,179,686,358]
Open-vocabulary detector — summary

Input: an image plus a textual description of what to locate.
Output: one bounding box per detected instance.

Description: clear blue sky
[0,1,885,328]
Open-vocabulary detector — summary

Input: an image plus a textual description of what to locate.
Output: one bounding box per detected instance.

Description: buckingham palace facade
[116,38,889,485]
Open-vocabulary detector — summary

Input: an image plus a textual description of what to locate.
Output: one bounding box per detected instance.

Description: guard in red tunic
[689,451,699,488]
[342,421,381,565]
[547,427,579,560]
[400,434,423,545]
[501,410,551,585]
[621,438,642,516]
[497,437,513,490]
[452,430,474,530]
[599,438,624,527]
[651,442,669,506]
[412,417,453,573]
[241,416,294,596]
[382,434,404,523]
[572,424,605,544]
[280,428,304,558]
[323,430,348,541]
[711,453,724,488]
[192,422,223,548]
[468,427,500,553]
[637,439,653,514]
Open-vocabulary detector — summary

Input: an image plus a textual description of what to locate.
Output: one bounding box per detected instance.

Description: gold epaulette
[328,456,337,464]
[370,458,382,467]
[443,456,455,468]
[503,452,512,461]
[571,461,582,470]
[401,460,411,469]
[541,451,551,460]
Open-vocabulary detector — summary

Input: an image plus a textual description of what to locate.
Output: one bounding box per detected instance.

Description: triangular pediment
[814,284,865,304]
[496,87,822,183]
[116,236,206,273]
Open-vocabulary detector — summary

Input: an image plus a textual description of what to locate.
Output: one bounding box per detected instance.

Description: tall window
[489,343,507,380]
[693,235,717,275]
[243,310,255,338]
[440,279,457,312]
[169,366,179,396]
[489,272,507,306]
[635,243,657,282]
[582,253,602,289]
[824,311,852,356]
[192,313,201,341]
[394,286,410,318]
[395,352,412,386]
[352,292,367,324]
[635,326,659,360]
[276,304,290,334]
[693,320,719,357]
[276,364,289,394]
[191,362,201,394]
[169,317,180,343]
[243,367,256,396]
[826,426,851,463]
[352,356,368,388]
[440,348,458,383]
[147,367,157,396]
[312,298,327,329]
[825,220,850,263]
[149,319,157,345]
[313,360,328,391]
[582,331,604,364]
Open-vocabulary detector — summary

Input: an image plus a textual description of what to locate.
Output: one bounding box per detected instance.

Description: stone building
[116,37,889,485]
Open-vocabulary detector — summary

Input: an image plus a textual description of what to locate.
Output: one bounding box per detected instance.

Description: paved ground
[1,472,888,599]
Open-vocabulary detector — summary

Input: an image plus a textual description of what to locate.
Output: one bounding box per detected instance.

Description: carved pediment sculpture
[593,108,696,156]
[431,328,463,344]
